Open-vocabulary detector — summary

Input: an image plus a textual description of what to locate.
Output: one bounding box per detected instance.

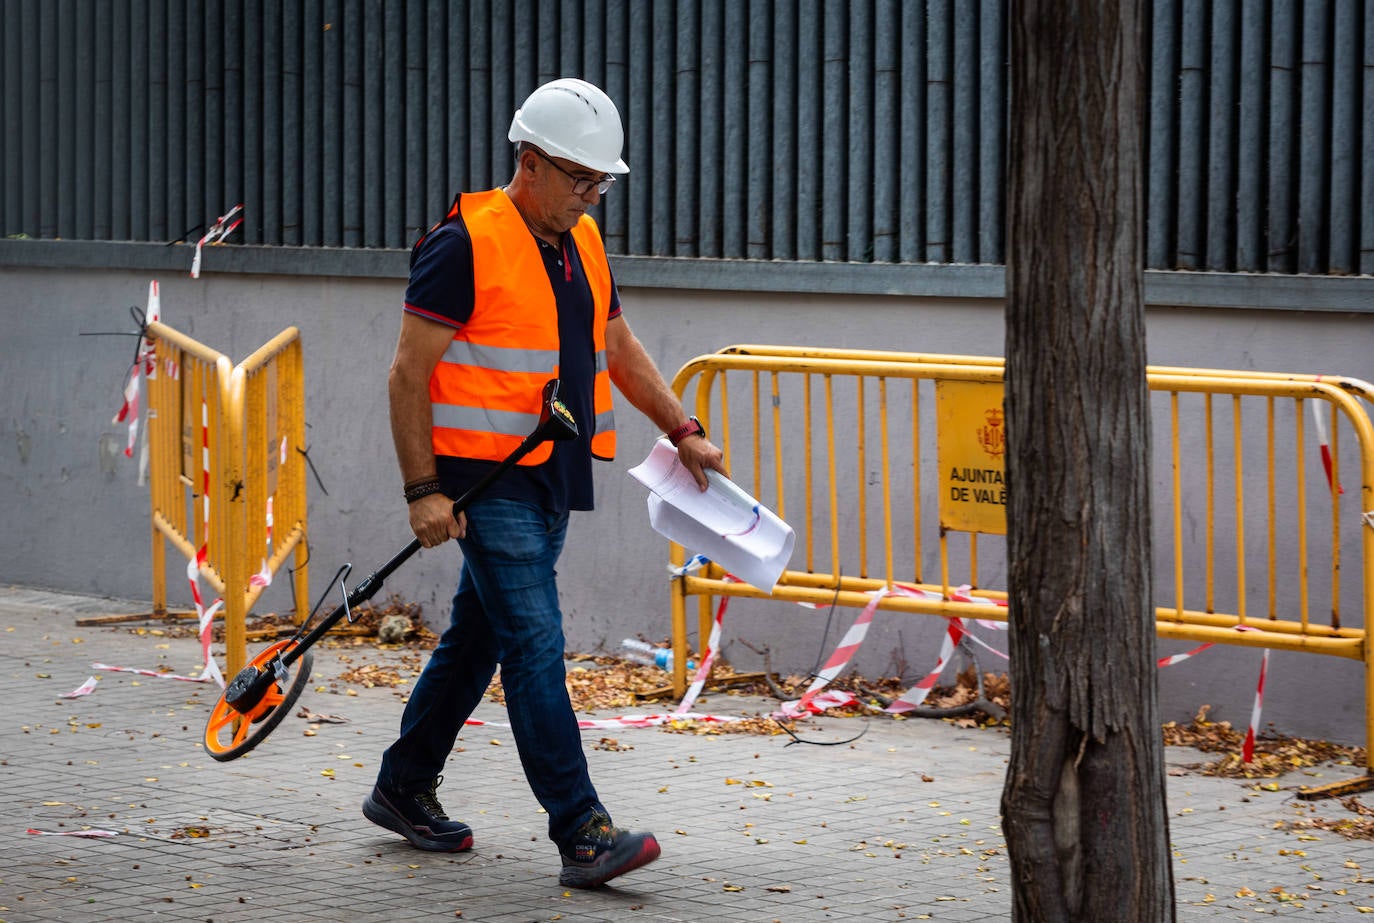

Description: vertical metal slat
[846,1,873,263]
[1234,0,1267,272]
[977,0,1006,264]
[721,1,746,257]
[771,0,798,261]
[1206,1,1237,271]
[674,0,700,257]
[897,0,925,263]
[925,0,951,263]
[1268,0,1299,274]
[794,0,822,260]
[872,0,899,263]
[261,0,283,244]
[1175,0,1207,271]
[1146,0,1179,269]
[1326,0,1358,274]
[747,0,771,260]
[950,1,977,262]
[821,0,847,261]
[652,0,676,256]
[1297,1,1330,275]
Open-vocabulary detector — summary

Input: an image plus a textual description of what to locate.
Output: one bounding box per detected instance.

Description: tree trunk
[1001,1,1175,920]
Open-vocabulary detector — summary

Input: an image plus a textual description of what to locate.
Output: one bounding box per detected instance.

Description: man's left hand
[676,434,727,491]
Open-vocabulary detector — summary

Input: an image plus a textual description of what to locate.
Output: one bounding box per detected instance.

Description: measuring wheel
[203,640,314,762]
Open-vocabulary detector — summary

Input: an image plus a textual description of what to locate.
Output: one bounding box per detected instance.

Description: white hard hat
[508,78,630,175]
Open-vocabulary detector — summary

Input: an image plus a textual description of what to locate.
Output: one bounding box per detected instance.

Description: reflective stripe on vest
[427,189,617,464]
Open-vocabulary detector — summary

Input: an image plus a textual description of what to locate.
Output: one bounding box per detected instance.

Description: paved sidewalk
[2,584,1372,922]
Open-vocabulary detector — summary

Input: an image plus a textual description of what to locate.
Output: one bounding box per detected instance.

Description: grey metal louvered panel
[1364,0,1374,275]
[1,0,1370,280]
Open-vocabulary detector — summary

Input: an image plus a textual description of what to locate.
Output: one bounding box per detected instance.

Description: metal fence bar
[1206,1,1237,271]
[771,0,797,261]
[1235,1,1265,272]
[847,1,873,263]
[1365,0,1374,276]
[349,0,371,249]
[951,1,977,263]
[1328,0,1359,275]
[1269,1,1299,273]
[1299,1,1331,275]
[898,2,925,263]
[925,0,950,263]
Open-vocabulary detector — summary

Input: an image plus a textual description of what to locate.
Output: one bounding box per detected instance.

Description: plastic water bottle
[620,638,695,672]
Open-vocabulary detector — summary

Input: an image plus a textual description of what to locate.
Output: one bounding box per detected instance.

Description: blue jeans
[377,498,603,846]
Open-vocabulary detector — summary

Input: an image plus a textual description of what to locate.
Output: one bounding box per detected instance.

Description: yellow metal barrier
[144,321,310,678]
[667,345,1374,777]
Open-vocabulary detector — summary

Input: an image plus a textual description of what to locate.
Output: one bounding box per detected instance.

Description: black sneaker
[361,776,474,852]
[557,809,661,888]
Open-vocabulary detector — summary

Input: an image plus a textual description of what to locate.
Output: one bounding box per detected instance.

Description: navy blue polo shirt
[403,211,621,513]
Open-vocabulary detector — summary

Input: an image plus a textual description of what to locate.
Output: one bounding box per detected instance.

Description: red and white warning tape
[1242,649,1270,763]
[27,828,120,838]
[1310,384,1344,495]
[60,676,100,698]
[91,662,212,683]
[1156,642,1214,668]
[674,589,733,715]
[111,281,162,481]
[188,397,225,688]
[463,712,739,732]
[190,204,243,279]
[885,618,968,714]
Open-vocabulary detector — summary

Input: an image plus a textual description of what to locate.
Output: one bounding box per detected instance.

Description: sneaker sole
[361,793,474,853]
[559,834,661,889]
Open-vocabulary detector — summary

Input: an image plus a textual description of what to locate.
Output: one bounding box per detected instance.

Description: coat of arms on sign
[978,407,1005,458]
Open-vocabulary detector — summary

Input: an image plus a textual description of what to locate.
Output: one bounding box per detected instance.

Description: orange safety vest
[423,189,616,465]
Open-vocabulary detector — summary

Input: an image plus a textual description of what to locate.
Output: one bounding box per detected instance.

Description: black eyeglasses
[529,147,616,195]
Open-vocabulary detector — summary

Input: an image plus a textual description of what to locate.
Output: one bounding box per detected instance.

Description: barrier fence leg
[1296,634,1374,799]
[670,579,689,698]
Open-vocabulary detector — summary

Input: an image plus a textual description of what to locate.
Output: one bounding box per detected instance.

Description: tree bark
[1001,1,1175,920]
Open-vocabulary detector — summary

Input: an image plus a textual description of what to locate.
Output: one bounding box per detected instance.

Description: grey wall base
[2,259,1370,746]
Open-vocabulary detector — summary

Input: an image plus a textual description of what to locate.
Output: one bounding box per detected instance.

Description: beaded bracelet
[403,477,444,504]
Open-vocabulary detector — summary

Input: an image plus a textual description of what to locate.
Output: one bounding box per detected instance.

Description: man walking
[363,77,725,889]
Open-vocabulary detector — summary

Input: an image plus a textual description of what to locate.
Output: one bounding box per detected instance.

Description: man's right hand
[409,493,466,547]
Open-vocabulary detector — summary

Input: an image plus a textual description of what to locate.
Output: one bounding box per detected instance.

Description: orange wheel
[203,640,314,762]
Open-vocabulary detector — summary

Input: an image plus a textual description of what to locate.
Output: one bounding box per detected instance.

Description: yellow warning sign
[937,381,1007,535]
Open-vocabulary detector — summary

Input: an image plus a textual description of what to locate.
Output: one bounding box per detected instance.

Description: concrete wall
[2,261,1371,744]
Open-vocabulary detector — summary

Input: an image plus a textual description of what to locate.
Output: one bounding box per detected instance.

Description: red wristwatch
[667,416,706,447]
